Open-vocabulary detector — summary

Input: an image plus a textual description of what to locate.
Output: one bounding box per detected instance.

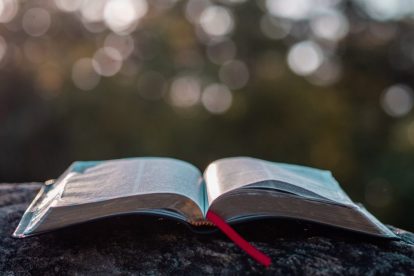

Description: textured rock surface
[1,183,413,275]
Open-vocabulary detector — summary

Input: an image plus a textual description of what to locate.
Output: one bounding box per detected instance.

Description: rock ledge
[1,183,413,275]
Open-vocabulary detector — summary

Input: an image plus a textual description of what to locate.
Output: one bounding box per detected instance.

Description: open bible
[13,157,396,238]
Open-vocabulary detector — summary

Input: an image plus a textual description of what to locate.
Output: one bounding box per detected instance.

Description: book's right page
[204,156,352,206]
[203,157,396,238]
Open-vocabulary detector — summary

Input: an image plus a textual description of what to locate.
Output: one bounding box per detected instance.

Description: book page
[204,157,352,205]
[208,189,396,238]
[57,157,205,212]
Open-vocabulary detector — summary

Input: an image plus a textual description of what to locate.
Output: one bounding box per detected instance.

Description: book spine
[188,220,215,227]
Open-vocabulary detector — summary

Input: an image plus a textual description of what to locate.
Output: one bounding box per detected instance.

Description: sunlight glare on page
[204,163,221,203]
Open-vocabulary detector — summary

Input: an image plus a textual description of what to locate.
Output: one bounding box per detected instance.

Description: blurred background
[0,0,413,230]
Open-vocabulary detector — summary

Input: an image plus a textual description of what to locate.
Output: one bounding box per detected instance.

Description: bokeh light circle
[72,58,101,91]
[169,76,201,108]
[103,0,148,34]
[199,5,234,37]
[202,83,233,114]
[287,41,324,76]
[22,8,51,37]
[0,0,18,23]
[219,60,249,90]
[92,47,123,77]
[381,84,414,117]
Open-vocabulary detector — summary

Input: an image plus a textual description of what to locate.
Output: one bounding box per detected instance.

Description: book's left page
[13,157,205,238]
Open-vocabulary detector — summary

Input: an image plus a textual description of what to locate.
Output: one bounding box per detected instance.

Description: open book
[13,157,396,238]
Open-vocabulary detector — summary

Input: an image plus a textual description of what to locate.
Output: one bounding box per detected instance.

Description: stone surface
[0,183,413,275]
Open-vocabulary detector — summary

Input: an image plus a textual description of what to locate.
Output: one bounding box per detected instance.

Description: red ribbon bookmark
[206,211,272,267]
